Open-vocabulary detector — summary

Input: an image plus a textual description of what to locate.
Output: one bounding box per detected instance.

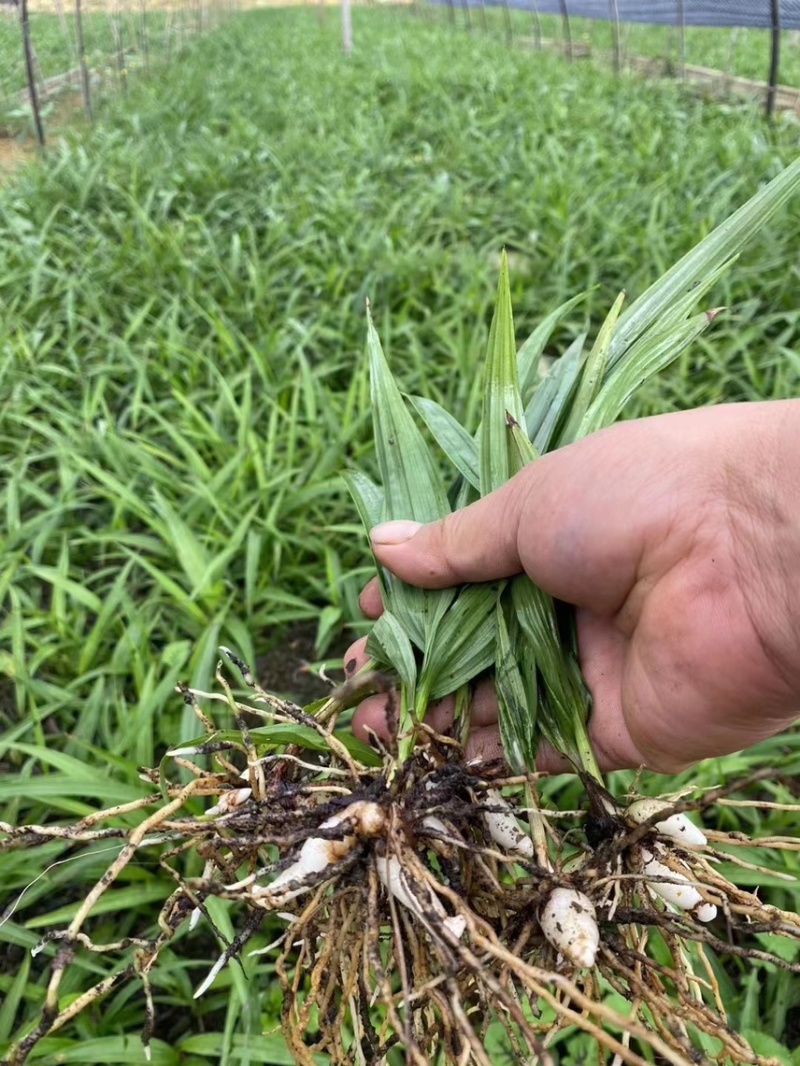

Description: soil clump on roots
[3,650,800,1066]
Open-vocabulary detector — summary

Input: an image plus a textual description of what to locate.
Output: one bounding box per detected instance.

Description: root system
[2,651,799,1066]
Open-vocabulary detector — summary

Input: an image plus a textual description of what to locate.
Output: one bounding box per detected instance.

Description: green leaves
[169,722,382,768]
[351,249,713,773]
[494,600,536,775]
[363,308,455,654]
[480,252,526,495]
[367,308,450,527]
[422,584,498,701]
[558,291,625,445]
[352,156,800,774]
[606,154,800,370]
[476,252,593,771]
[511,577,590,767]
[368,610,418,708]
[411,396,480,491]
[575,310,715,441]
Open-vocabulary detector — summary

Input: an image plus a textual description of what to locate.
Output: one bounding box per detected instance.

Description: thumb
[370,422,658,614]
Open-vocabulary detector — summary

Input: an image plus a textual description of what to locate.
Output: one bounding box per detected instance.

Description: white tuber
[205,787,252,817]
[694,902,718,923]
[540,887,599,969]
[483,789,535,859]
[254,801,385,900]
[642,847,717,922]
[421,814,459,860]
[376,854,466,939]
[627,798,707,847]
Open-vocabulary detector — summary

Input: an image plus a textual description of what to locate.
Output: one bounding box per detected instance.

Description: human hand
[345,400,800,773]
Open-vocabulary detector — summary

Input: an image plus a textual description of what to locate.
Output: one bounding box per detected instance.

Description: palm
[578,551,794,773]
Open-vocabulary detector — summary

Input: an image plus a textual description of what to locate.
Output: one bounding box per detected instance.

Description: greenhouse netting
[492,2,798,29]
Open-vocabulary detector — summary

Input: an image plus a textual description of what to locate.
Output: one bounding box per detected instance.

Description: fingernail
[370,520,422,546]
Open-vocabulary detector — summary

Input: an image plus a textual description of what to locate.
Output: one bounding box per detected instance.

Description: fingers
[465,728,576,774]
[344,619,636,771]
[343,635,370,677]
[351,675,501,747]
[369,475,530,588]
[351,691,399,747]
[358,577,383,620]
[349,685,644,773]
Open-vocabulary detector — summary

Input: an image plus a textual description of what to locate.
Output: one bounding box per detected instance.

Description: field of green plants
[0,4,215,139]
[4,1,800,130]
[1,5,800,1063]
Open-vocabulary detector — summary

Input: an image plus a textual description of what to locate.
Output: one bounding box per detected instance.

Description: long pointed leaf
[577,310,715,440]
[559,290,625,445]
[606,156,800,369]
[421,584,499,701]
[411,395,480,490]
[525,332,587,453]
[367,610,418,709]
[343,470,384,531]
[367,308,449,525]
[511,576,589,764]
[366,309,454,649]
[495,600,536,773]
[517,290,586,402]
[480,250,526,495]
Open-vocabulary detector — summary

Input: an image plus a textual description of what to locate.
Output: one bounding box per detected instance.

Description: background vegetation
[5,1,800,133]
[501,9,800,84]
[1,6,799,1062]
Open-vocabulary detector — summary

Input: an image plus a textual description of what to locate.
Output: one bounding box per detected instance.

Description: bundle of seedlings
[4,159,800,1066]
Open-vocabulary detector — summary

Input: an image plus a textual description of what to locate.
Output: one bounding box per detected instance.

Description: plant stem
[525,782,551,867]
[574,720,603,784]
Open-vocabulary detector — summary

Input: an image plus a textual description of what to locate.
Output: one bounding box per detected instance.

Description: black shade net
[472,2,800,30]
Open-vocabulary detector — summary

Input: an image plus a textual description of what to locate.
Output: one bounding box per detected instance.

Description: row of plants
[1,7,799,1061]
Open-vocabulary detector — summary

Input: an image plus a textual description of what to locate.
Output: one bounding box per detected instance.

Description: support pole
[139,0,149,72]
[75,0,93,119]
[530,0,541,50]
[559,0,572,61]
[677,0,686,80]
[19,0,45,147]
[342,0,352,54]
[766,0,781,120]
[609,0,620,72]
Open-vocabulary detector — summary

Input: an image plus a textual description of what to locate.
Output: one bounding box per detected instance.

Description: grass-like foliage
[3,107,800,1066]
[2,7,800,1064]
[0,6,220,135]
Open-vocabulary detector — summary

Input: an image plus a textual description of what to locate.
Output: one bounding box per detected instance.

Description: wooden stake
[139,0,149,72]
[767,0,781,120]
[19,0,45,147]
[501,0,512,46]
[559,0,572,62]
[609,0,620,73]
[676,0,685,80]
[75,0,92,120]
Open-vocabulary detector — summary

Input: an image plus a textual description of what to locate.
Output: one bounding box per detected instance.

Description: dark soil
[0,678,19,774]
[786,1005,800,1050]
[256,620,352,706]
